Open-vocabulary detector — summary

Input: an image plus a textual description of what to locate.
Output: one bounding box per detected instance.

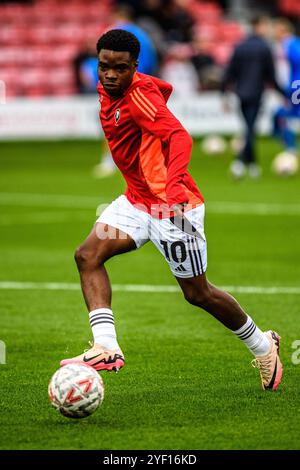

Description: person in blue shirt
[273,18,300,156]
[80,56,99,93]
[115,7,158,76]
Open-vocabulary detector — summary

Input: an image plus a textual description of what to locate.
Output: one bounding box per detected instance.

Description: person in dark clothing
[130,0,194,43]
[221,16,285,178]
[191,35,222,90]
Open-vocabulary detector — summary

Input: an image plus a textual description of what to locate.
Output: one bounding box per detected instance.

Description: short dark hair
[96,29,140,60]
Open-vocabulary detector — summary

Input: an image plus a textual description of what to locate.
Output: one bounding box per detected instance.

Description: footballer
[273,18,300,158]
[61,29,283,391]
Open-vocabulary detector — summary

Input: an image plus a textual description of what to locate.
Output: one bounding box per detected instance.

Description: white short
[96,195,207,278]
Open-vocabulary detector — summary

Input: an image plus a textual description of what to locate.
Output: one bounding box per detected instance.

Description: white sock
[89,308,120,350]
[233,315,270,356]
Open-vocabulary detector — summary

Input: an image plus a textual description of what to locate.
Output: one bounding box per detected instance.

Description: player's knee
[74,245,103,270]
[75,246,90,269]
[184,286,212,308]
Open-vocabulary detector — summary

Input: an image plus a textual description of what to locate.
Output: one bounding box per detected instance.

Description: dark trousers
[238,100,261,164]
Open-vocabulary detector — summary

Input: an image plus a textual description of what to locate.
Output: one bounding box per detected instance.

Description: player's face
[98,50,137,97]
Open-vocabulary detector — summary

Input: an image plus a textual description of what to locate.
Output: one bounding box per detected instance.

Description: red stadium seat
[220,22,245,43]
[0,0,113,97]
[25,86,51,98]
[52,85,77,96]
[47,68,75,87]
[188,0,222,21]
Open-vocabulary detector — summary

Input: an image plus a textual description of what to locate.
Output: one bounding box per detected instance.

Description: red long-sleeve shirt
[98,72,204,217]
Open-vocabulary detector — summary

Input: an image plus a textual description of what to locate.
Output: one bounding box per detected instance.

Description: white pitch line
[1,192,300,215]
[0,281,299,295]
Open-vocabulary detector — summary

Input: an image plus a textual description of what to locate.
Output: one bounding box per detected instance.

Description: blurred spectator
[128,0,194,43]
[74,40,98,94]
[191,36,215,74]
[221,0,279,17]
[272,18,300,158]
[221,15,285,179]
[112,4,158,75]
[133,1,169,63]
[191,35,222,90]
[160,43,199,95]
[158,0,194,43]
[246,0,280,16]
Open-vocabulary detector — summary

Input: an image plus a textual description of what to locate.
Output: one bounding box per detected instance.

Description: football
[48,363,104,419]
[201,135,227,155]
[271,152,299,176]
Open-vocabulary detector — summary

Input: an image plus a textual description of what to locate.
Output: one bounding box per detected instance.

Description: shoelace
[251,357,273,381]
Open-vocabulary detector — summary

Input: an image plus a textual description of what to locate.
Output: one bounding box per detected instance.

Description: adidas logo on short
[175,264,186,272]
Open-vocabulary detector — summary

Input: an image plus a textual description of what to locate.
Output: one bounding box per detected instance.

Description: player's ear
[134,61,138,69]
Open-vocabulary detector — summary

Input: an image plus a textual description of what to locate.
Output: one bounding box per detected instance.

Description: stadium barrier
[0,91,295,140]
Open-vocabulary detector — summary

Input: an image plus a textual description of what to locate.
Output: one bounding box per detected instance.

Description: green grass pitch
[0,137,300,450]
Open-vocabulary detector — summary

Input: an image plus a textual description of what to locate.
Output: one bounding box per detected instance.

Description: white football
[48,362,104,419]
[272,152,299,176]
[201,135,227,155]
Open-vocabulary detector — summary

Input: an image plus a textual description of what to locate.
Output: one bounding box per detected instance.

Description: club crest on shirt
[115,108,121,125]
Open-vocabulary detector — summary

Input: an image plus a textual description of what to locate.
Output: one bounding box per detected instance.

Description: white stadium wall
[0,91,292,140]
